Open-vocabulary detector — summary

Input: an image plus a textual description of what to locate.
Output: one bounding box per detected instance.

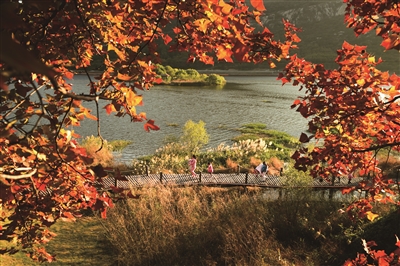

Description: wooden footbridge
[101,171,363,190]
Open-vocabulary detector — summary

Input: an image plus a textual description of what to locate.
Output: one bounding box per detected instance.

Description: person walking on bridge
[188,155,197,177]
[255,162,268,180]
[207,161,214,176]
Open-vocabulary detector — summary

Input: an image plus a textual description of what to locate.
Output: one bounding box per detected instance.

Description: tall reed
[101,185,284,266]
[100,183,357,265]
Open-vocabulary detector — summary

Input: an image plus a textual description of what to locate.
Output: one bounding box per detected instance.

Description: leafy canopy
[0,0,299,261]
[281,0,400,240]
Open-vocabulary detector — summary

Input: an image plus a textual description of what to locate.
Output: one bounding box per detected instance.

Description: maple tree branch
[55,99,73,145]
[353,142,400,152]
[31,0,67,40]
[2,82,46,138]
[59,91,110,101]
[73,0,99,56]
[51,99,89,177]
[0,168,37,180]
[94,94,105,153]
[28,83,47,136]
[3,84,40,119]
[127,0,169,70]
[53,99,74,170]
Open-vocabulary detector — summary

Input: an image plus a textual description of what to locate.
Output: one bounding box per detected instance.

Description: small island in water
[154,64,226,86]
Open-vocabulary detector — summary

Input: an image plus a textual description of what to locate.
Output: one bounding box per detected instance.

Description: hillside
[262,0,398,71]
[160,0,398,72]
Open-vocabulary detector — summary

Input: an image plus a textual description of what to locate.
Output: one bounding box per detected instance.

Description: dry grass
[101,184,288,266]
[3,184,397,266]
[81,135,114,167]
[99,184,355,266]
[249,156,262,168]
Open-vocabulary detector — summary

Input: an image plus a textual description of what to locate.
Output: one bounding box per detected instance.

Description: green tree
[174,69,188,80]
[186,68,200,79]
[180,120,209,152]
[164,65,177,77]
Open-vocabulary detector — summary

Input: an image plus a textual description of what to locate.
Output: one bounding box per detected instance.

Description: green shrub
[155,65,225,85]
[206,73,226,85]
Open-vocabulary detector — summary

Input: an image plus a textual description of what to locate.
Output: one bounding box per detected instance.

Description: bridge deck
[101,172,363,189]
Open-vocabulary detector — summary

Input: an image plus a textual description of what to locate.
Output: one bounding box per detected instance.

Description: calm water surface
[72,75,308,163]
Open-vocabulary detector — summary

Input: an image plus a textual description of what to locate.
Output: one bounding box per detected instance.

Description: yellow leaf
[336,124,343,134]
[356,79,365,86]
[125,90,142,106]
[37,153,47,161]
[194,18,211,33]
[366,211,378,221]
[368,56,375,63]
[70,117,80,126]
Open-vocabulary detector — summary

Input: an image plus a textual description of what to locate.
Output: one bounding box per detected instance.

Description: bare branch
[0,168,37,180]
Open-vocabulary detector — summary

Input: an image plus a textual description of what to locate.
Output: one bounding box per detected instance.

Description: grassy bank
[2,185,398,266]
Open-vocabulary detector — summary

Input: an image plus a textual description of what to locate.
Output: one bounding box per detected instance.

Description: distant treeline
[154,65,226,86]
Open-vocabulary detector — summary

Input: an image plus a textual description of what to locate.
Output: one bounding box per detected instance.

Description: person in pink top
[188,155,197,177]
[207,161,214,176]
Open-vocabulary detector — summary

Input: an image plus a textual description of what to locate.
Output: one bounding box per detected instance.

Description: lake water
[71,75,308,163]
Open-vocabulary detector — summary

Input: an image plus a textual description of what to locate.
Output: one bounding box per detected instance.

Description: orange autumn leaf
[250,0,266,11]
[125,90,143,106]
[104,103,117,115]
[82,107,98,121]
[216,46,233,62]
[144,119,160,132]
[194,18,211,33]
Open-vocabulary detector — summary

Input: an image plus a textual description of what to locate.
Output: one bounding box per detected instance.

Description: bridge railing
[100,170,361,190]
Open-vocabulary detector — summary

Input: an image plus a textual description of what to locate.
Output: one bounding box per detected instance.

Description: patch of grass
[0,252,35,266]
[231,133,261,142]
[45,217,113,266]
[239,123,267,131]
[109,139,133,152]
[233,124,299,150]
[101,185,390,266]
[166,123,179,127]
[1,216,113,266]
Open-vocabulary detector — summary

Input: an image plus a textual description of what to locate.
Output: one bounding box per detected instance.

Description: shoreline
[197,69,280,76]
[74,69,281,77]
